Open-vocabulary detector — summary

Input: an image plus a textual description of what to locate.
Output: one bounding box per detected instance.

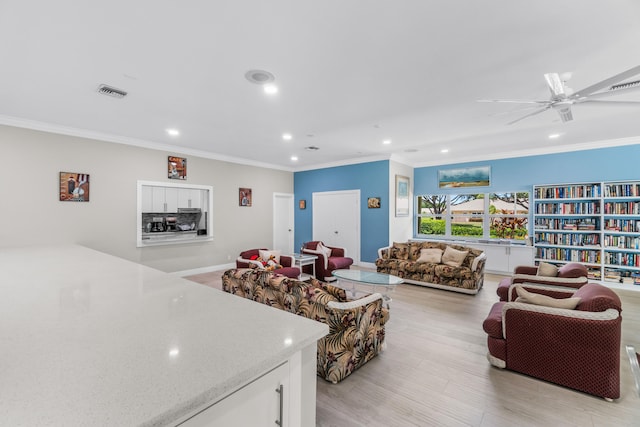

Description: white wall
[389,160,414,243]
[0,125,292,272]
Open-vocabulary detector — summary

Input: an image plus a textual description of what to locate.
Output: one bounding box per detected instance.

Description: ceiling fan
[479,65,640,125]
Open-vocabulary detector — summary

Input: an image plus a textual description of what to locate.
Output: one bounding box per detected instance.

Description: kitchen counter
[0,245,328,426]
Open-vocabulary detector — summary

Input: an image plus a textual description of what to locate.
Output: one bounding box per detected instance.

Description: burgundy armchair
[235,248,300,278]
[496,262,589,301]
[483,282,622,400]
[301,241,353,281]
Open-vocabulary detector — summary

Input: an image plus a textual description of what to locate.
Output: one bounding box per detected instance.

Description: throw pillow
[316,242,332,258]
[515,284,581,309]
[441,246,468,267]
[537,262,559,277]
[259,249,281,264]
[417,248,443,264]
[390,242,409,260]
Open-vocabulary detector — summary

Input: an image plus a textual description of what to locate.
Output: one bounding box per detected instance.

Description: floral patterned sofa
[376,241,486,294]
[222,268,389,384]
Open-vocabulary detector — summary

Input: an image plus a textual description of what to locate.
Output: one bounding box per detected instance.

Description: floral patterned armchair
[222,268,388,383]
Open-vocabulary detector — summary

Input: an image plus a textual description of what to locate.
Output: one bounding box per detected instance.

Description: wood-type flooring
[185,269,640,427]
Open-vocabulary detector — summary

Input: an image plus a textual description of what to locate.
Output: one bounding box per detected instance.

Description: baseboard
[357,261,376,270]
[172,262,235,277]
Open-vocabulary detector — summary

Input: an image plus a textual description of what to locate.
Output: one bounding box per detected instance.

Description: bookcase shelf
[534,181,640,289]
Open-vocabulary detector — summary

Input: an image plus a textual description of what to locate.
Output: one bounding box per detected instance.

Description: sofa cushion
[537,261,558,277]
[515,284,581,309]
[417,248,443,264]
[442,246,468,267]
[390,242,409,260]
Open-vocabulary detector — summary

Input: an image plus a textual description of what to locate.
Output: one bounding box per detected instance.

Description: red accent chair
[496,262,589,302]
[301,241,353,281]
[483,282,622,400]
[236,248,300,279]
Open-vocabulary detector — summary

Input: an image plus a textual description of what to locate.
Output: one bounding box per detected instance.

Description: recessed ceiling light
[383,139,392,145]
[263,84,278,95]
[290,155,298,161]
[245,69,275,84]
[441,148,449,153]
[282,133,292,141]
[548,133,562,139]
[166,129,180,137]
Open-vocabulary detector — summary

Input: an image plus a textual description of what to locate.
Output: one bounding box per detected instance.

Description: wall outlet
[227,255,231,260]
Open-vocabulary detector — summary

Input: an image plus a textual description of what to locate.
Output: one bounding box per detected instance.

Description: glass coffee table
[332,269,402,308]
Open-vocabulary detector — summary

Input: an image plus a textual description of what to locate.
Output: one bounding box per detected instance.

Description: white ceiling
[2,1,640,171]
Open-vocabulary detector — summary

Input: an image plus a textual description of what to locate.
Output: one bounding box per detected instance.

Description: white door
[312,190,360,264]
[273,193,294,253]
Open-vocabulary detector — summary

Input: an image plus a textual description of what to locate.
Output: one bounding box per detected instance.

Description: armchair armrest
[378,246,391,259]
[327,293,383,310]
[302,247,328,269]
[236,256,264,269]
[471,252,486,272]
[279,254,294,268]
[514,265,538,275]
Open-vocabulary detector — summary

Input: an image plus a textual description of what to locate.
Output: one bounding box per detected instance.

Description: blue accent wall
[294,161,389,262]
[414,144,640,195]
[294,144,640,262]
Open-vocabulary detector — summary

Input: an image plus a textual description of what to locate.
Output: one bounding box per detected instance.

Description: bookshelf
[533,181,640,290]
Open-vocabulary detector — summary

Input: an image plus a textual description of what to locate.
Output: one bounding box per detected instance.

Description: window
[417,195,446,235]
[450,194,485,238]
[489,192,529,240]
[416,191,529,241]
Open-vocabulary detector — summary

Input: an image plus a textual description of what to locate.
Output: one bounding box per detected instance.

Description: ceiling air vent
[97,84,127,98]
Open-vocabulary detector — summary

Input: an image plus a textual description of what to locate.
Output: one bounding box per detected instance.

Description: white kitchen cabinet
[179,188,202,209]
[182,362,290,427]
[469,243,534,274]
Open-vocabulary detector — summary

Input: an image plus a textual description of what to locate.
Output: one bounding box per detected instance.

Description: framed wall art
[438,166,490,188]
[60,172,90,202]
[395,175,409,216]
[368,197,381,209]
[168,156,187,180]
[299,199,306,209]
[239,188,252,206]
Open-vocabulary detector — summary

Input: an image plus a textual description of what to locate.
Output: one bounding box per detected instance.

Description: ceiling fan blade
[477,99,549,105]
[489,104,548,117]
[574,83,640,101]
[506,106,551,125]
[570,64,640,98]
[544,73,566,97]
[578,99,640,106]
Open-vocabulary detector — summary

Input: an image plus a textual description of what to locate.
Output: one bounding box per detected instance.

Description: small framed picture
[299,200,306,209]
[60,172,90,202]
[368,197,381,208]
[168,156,187,180]
[239,188,252,206]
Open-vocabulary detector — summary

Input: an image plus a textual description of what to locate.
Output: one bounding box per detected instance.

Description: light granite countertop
[0,245,328,426]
